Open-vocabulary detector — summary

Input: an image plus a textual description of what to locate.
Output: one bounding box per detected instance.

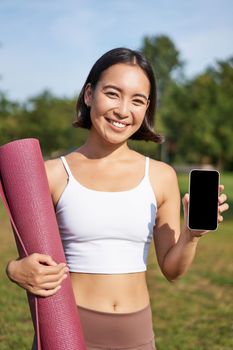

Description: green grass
[147,221,233,350]
[0,173,232,349]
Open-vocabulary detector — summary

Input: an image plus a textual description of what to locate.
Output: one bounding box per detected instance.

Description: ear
[84,83,93,107]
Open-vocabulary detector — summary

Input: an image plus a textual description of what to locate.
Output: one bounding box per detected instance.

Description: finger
[218,214,223,223]
[182,193,189,205]
[33,253,59,267]
[30,285,62,297]
[37,268,69,284]
[182,193,189,222]
[40,274,68,290]
[39,264,69,276]
[218,193,227,204]
[219,184,224,193]
[182,193,189,213]
[218,203,229,213]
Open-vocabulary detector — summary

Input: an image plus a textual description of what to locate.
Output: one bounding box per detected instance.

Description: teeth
[110,120,127,128]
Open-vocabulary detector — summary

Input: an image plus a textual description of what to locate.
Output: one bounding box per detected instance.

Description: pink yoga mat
[0,138,87,350]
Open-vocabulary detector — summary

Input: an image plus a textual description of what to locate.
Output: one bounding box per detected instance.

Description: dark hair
[73,47,164,143]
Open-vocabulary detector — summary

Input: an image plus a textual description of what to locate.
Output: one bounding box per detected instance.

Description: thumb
[182,193,189,225]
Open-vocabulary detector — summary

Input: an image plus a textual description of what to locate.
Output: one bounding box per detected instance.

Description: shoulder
[44,158,62,178]
[44,157,64,194]
[150,159,177,180]
[149,158,179,206]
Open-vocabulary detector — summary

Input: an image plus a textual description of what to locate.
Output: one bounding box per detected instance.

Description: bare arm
[5,159,68,296]
[153,164,229,282]
[6,254,68,296]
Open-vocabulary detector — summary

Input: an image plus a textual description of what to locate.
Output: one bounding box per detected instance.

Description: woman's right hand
[6,253,69,297]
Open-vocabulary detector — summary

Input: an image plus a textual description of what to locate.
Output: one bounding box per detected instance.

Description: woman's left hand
[182,184,229,238]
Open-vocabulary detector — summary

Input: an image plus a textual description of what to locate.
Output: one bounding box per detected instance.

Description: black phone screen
[188,170,220,231]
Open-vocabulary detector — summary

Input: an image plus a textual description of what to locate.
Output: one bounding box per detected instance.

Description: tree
[208,57,233,169]
[141,35,184,98]
[160,57,233,169]
[0,90,88,156]
[19,90,88,156]
[140,35,184,161]
[0,92,22,144]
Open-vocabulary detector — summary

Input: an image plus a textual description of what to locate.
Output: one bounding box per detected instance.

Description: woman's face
[84,63,150,144]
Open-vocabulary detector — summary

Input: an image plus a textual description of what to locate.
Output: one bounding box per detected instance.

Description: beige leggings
[31,303,156,350]
[77,303,156,350]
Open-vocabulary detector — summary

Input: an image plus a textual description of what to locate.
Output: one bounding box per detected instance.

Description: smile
[105,118,129,129]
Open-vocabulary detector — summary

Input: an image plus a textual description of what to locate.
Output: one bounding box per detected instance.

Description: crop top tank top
[55,156,157,273]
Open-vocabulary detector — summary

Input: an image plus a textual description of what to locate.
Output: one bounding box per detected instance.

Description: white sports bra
[55,156,157,273]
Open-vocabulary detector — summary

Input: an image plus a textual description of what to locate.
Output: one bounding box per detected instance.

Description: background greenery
[1,34,233,169]
[0,173,232,350]
[0,34,232,349]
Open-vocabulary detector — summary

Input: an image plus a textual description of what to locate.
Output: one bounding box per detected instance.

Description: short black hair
[73,47,164,143]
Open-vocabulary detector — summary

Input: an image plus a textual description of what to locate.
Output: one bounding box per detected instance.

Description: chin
[105,137,127,145]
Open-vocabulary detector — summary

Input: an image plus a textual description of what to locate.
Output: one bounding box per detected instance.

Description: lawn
[0,172,232,350]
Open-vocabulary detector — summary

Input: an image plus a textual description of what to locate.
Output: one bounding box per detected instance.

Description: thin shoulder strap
[60,156,72,177]
[145,156,150,177]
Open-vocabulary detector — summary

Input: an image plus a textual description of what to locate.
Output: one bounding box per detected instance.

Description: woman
[6,48,228,350]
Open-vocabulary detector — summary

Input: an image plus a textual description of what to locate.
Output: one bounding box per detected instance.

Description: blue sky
[0,0,232,101]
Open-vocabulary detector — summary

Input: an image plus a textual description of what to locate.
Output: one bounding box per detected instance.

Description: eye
[105,91,119,98]
[132,99,146,106]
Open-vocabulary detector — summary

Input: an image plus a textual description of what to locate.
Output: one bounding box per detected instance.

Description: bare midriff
[70,271,150,313]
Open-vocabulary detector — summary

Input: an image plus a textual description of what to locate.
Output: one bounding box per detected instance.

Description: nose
[114,99,130,119]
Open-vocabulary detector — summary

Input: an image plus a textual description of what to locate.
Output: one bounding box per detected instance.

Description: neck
[77,129,131,160]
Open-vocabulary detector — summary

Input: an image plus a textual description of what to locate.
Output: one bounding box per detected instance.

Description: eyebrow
[102,84,149,101]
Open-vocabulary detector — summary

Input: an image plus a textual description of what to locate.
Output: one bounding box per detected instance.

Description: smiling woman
[83,63,151,143]
[5,47,229,350]
[73,47,164,143]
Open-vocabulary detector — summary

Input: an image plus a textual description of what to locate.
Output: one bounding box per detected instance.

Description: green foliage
[0,35,232,169]
[160,58,233,169]
[141,34,184,97]
[0,92,22,144]
[0,90,88,157]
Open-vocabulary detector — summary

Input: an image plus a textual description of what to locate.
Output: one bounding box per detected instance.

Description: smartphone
[188,169,220,231]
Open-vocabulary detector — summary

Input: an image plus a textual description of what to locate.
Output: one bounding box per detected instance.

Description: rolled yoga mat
[0,138,87,350]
